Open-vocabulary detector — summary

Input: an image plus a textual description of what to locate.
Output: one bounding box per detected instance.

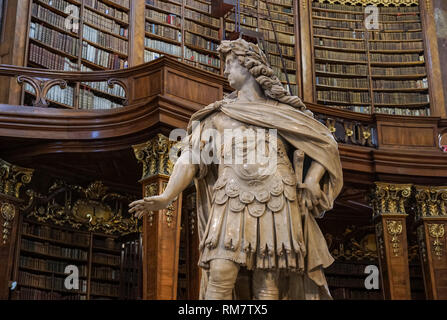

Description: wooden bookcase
[11,216,139,300]
[24,0,130,110]
[310,0,430,116]
[144,0,222,74]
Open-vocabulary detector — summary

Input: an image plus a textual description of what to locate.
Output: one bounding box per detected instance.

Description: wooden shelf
[21,249,88,264]
[374,102,430,108]
[19,283,87,295]
[34,0,72,18]
[184,43,219,56]
[185,29,219,42]
[316,71,368,78]
[318,99,371,106]
[25,90,75,109]
[184,14,220,30]
[369,49,424,54]
[19,266,88,279]
[80,83,126,102]
[145,32,181,46]
[314,45,365,53]
[373,87,428,93]
[21,232,89,249]
[315,57,368,65]
[370,61,425,67]
[146,3,181,16]
[317,84,370,92]
[92,261,121,269]
[100,0,130,13]
[371,74,427,80]
[312,15,363,23]
[144,47,181,59]
[313,34,364,42]
[29,38,78,61]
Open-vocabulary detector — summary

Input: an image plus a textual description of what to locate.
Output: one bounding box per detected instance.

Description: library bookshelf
[310,0,430,116]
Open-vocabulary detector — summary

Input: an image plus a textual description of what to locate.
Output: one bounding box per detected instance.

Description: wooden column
[298,0,314,103]
[133,134,182,300]
[370,182,412,300]
[0,158,33,300]
[414,186,447,299]
[129,0,145,67]
[420,0,446,118]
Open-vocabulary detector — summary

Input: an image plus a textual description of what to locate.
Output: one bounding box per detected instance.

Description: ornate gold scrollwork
[369,182,412,217]
[386,220,403,256]
[1,202,15,244]
[414,185,447,220]
[0,158,34,198]
[312,0,419,6]
[132,134,177,180]
[428,223,445,259]
[325,118,336,134]
[24,180,139,235]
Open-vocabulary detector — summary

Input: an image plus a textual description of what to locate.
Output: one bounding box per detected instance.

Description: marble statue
[129,38,343,300]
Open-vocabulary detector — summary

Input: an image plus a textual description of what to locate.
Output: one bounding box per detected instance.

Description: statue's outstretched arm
[129,150,198,219]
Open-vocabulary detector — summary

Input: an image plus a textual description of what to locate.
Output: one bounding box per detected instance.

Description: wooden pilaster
[133,134,182,300]
[415,186,447,299]
[370,182,412,300]
[0,158,33,300]
[298,0,314,103]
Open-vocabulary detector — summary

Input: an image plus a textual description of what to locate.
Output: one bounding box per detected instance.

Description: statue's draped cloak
[182,98,343,299]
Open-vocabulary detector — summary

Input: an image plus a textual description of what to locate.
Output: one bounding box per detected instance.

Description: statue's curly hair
[217,38,313,116]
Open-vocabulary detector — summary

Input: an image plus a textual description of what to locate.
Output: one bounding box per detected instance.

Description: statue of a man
[130,38,343,300]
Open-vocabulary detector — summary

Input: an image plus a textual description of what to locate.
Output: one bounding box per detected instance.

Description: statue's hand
[299,181,323,216]
[129,195,170,219]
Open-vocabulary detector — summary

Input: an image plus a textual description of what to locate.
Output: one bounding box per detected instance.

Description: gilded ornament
[0,158,34,198]
[1,202,15,244]
[428,223,444,259]
[386,220,403,256]
[414,185,447,220]
[369,182,412,217]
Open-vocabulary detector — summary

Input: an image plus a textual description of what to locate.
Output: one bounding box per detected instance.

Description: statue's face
[224,53,252,90]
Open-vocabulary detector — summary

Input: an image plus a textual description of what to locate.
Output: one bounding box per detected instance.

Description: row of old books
[369,41,424,51]
[263,41,295,57]
[369,31,423,41]
[258,7,294,24]
[13,287,86,300]
[146,0,181,15]
[84,8,128,38]
[79,88,124,110]
[259,1,293,14]
[184,59,218,74]
[317,90,371,104]
[374,92,429,104]
[314,18,421,31]
[269,54,296,69]
[93,252,121,266]
[184,19,219,39]
[38,0,78,14]
[29,22,78,56]
[316,77,369,88]
[81,41,128,69]
[109,0,130,8]
[312,1,419,13]
[20,256,88,277]
[184,8,220,28]
[144,49,161,62]
[372,65,426,76]
[92,266,120,281]
[18,271,88,293]
[145,9,182,28]
[375,107,430,116]
[185,31,219,52]
[373,78,428,89]
[315,37,365,50]
[313,27,365,40]
[184,47,220,69]
[185,0,211,13]
[93,237,121,251]
[315,49,367,62]
[144,37,181,56]
[370,53,424,63]
[21,239,89,260]
[90,281,120,297]
[84,0,129,23]
[228,12,257,28]
[261,30,295,44]
[272,66,297,84]
[24,82,75,107]
[259,19,294,34]
[83,24,128,55]
[313,10,420,22]
[32,3,76,34]
[145,22,182,43]
[316,63,368,75]
[22,222,90,246]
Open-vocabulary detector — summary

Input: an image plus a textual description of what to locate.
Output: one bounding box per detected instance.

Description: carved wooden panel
[133,71,162,102]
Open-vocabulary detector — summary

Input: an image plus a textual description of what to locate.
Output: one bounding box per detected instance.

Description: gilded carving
[329,227,379,261]
[414,185,447,220]
[132,134,177,180]
[312,0,419,6]
[24,180,139,235]
[386,220,403,256]
[428,223,445,259]
[1,202,15,244]
[145,183,159,226]
[0,158,34,198]
[370,182,412,217]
